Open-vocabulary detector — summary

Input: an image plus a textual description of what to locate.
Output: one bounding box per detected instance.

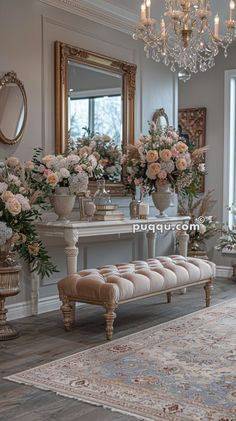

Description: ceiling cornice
[39,0,138,34]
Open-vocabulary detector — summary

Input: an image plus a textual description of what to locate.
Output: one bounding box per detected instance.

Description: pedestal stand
[0,265,21,340]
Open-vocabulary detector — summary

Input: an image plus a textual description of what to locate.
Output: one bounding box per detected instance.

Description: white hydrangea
[0,222,12,246]
[70,172,89,194]
[0,182,8,194]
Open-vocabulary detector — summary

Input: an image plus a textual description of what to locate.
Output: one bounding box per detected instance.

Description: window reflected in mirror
[68,62,123,147]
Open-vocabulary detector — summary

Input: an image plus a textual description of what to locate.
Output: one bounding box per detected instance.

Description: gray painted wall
[179,47,236,267]
[0,0,177,314]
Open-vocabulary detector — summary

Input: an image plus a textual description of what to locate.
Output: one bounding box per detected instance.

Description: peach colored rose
[12,233,27,245]
[176,141,188,153]
[79,146,92,157]
[7,157,19,168]
[1,191,14,203]
[24,161,34,171]
[159,149,172,161]
[46,173,59,187]
[146,162,161,179]
[158,170,167,180]
[146,150,158,163]
[42,154,55,168]
[28,243,40,257]
[176,158,187,171]
[5,198,21,216]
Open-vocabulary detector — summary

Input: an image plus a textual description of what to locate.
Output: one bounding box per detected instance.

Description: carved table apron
[32,217,190,315]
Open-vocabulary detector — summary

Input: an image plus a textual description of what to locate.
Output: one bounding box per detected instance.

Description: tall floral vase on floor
[0,238,21,340]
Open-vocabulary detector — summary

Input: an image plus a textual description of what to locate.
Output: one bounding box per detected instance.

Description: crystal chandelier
[132,1,236,81]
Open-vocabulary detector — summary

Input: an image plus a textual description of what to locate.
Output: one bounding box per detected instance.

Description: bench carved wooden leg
[60,295,74,331]
[104,302,117,340]
[204,280,213,307]
[167,292,172,304]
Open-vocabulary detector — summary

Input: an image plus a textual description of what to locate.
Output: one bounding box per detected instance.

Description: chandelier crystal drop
[132,0,236,81]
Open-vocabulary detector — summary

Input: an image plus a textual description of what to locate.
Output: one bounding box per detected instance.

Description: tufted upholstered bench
[58,255,216,340]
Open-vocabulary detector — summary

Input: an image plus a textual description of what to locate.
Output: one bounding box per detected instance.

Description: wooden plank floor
[0,278,235,421]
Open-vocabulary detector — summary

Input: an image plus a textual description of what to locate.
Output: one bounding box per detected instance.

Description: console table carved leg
[64,229,80,321]
[146,232,157,258]
[178,230,189,294]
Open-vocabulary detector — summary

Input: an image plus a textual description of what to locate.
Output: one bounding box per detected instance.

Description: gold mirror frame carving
[152,108,169,128]
[55,41,137,196]
[0,71,27,145]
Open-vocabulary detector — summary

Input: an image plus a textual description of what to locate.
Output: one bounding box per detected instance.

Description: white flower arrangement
[31,150,103,194]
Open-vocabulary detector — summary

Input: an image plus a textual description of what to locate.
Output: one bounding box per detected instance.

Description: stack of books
[94,204,124,221]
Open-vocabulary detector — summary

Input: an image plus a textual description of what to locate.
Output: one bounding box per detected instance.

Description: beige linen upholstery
[58,255,216,340]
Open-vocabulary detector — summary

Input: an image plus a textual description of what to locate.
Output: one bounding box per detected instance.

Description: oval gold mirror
[0,72,27,145]
[152,108,169,128]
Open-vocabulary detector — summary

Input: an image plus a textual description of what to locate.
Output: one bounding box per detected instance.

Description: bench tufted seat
[58,255,216,340]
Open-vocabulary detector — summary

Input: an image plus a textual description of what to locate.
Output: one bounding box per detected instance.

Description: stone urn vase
[152,182,172,217]
[0,240,21,340]
[50,194,76,222]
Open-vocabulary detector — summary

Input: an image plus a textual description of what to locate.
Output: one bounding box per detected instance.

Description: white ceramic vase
[152,182,172,217]
[51,195,75,222]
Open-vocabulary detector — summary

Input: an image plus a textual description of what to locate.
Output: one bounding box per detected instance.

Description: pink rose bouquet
[124,123,206,198]
[0,157,57,277]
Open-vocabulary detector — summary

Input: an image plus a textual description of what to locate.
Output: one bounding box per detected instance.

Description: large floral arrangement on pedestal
[30,148,103,195]
[124,122,206,197]
[178,190,221,253]
[216,206,236,252]
[0,157,57,277]
[72,128,122,182]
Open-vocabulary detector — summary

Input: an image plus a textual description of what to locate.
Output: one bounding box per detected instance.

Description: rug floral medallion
[7,299,236,421]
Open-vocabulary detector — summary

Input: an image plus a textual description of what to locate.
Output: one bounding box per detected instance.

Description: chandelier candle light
[133,0,236,81]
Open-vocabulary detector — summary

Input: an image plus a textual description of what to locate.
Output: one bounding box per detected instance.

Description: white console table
[32,216,190,315]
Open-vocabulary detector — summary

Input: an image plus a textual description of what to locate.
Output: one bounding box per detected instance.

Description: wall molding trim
[39,0,137,34]
[7,295,61,321]
[216,265,233,279]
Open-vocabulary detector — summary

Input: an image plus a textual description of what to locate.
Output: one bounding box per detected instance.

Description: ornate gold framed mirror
[55,41,137,196]
[0,71,27,145]
[152,108,169,129]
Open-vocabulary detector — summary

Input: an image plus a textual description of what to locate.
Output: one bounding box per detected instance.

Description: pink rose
[7,157,20,168]
[42,155,55,168]
[171,147,179,157]
[1,191,14,203]
[24,161,34,171]
[44,169,53,177]
[5,198,21,216]
[75,165,82,173]
[158,170,168,180]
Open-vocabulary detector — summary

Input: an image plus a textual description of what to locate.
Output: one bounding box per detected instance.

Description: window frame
[223,70,236,226]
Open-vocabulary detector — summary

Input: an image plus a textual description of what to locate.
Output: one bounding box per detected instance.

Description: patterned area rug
[7,299,236,421]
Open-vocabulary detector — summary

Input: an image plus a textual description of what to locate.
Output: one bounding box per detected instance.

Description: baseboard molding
[216,265,233,278]
[7,295,61,321]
